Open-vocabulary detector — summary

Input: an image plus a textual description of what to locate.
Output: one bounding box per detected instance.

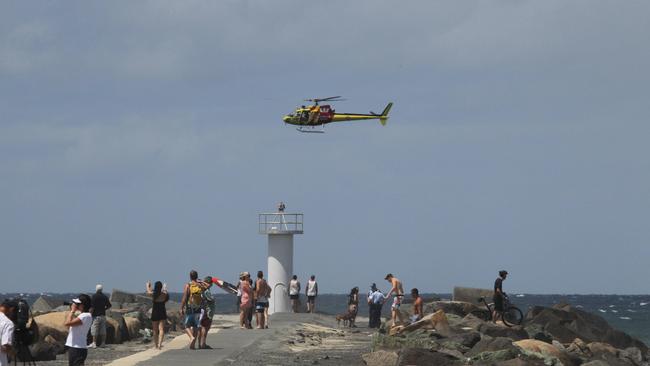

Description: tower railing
[258,213,303,234]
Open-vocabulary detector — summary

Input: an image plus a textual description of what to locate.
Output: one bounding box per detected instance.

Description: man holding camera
[0,299,17,366]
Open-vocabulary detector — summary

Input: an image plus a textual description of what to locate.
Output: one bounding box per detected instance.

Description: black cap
[370,283,378,291]
[384,273,393,280]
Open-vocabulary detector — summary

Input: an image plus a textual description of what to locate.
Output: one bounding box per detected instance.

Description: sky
[1,1,649,295]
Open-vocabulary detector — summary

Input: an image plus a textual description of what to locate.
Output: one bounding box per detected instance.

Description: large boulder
[110,289,152,307]
[106,312,129,344]
[362,350,399,366]
[525,305,648,355]
[514,339,575,366]
[124,317,142,340]
[397,348,460,366]
[391,310,451,337]
[33,312,68,343]
[27,341,59,361]
[476,322,529,341]
[467,336,517,357]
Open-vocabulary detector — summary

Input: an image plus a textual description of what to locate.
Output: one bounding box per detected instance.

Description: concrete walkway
[109,313,340,366]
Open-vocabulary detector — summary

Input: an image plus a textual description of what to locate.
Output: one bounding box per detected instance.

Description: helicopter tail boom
[379,102,393,126]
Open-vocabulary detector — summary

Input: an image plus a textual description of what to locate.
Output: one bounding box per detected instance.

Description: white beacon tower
[259,207,303,314]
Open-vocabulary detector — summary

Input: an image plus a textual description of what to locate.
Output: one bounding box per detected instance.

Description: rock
[458,313,487,331]
[28,341,62,361]
[526,305,648,355]
[582,361,611,366]
[106,312,129,343]
[393,310,451,337]
[33,312,68,343]
[442,331,482,351]
[587,342,618,356]
[476,322,529,341]
[514,339,574,366]
[619,347,643,365]
[493,359,547,366]
[362,350,399,366]
[31,296,64,314]
[566,338,591,359]
[124,317,142,340]
[397,349,460,366]
[43,334,65,354]
[471,348,520,363]
[467,336,517,357]
[452,286,494,304]
[425,301,491,320]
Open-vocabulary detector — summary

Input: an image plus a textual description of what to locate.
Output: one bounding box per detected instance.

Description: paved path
[114,313,343,366]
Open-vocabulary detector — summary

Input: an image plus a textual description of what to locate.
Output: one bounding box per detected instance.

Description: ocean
[6,292,650,344]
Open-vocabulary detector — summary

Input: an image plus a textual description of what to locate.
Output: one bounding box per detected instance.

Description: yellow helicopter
[282,96,393,133]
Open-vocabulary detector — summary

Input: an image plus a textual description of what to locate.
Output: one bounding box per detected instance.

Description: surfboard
[212,277,238,294]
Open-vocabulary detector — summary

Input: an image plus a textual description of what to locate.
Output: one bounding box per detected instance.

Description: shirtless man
[384,273,405,326]
[410,288,423,322]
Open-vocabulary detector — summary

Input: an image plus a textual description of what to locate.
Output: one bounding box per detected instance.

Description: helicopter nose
[283,116,290,123]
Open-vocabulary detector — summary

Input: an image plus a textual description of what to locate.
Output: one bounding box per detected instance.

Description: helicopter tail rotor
[379,102,393,126]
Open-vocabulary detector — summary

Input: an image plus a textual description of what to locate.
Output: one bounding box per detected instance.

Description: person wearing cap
[238,272,252,329]
[89,284,111,348]
[64,294,92,365]
[384,273,405,326]
[367,284,385,328]
[493,270,508,323]
[0,299,18,366]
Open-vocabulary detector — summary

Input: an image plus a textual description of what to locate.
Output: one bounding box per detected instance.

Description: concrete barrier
[452,286,493,304]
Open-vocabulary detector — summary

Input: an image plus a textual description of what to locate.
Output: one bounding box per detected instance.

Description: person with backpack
[199,276,216,349]
[254,271,271,329]
[180,270,208,349]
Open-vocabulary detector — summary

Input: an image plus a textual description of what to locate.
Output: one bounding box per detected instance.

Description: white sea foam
[640,302,649,306]
[516,294,525,298]
[609,305,616,308]
[620,317,632,320]
[627,309,637,313]
[611,310,618,313]
[598,309,607,313]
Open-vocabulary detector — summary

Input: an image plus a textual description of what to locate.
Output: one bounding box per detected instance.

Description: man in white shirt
[289,275,301,313]
[64,294,93,366]
[0,299,17,366]
[305,275,318,313]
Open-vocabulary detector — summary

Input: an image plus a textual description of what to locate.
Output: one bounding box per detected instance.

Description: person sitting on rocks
[493,270,508,323]
[410,288,423,323]
[146,280,169,350]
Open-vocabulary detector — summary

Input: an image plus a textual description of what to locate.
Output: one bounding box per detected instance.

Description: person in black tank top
[147,281,169,349]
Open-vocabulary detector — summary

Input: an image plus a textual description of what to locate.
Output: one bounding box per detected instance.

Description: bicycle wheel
[502,306,523,327]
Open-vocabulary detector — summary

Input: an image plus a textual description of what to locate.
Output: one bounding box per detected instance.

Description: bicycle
[478,294,523,327]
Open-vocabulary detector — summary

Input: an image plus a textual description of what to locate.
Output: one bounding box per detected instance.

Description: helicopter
[282,96,393,133]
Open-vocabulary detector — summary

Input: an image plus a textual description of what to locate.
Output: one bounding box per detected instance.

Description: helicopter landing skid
[297,127,325,133]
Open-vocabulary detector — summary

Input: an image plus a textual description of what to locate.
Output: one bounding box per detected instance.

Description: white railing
[259,213,303,234]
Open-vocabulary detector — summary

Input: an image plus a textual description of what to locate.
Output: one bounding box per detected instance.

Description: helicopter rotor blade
[304,96,345,103]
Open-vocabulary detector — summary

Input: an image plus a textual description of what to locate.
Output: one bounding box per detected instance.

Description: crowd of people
[0,269,510,365]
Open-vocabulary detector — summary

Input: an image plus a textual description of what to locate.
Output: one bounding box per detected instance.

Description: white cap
[96,284,103,292]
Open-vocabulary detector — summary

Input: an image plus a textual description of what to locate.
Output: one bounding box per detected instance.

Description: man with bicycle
[492,270,508,323]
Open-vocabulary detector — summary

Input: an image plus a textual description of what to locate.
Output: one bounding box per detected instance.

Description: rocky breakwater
[22,289,183,362]
[364,301,649,366]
